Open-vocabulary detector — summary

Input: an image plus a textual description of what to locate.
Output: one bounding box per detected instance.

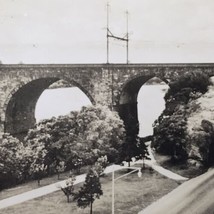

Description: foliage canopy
[153,71,212,162]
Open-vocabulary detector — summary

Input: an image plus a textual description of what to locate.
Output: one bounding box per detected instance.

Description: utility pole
[107,2,110,64]
[106,3,129,64]
[126,10,129,64]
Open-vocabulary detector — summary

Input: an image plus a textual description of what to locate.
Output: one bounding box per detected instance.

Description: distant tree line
[48,79,74,89]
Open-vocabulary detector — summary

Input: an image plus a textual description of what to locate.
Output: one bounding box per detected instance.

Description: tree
[0,133,47,189]
[165,70,211,102]
[136,138,150,168]
[94,156,108,175]
[0,133,26,188]
[75,105,125,164]
[56,161,65,180]
[65,151,85,174]
[119,135,150,167]
[28,142,47,186]
[60,175,76,203]
[25,111,79,174]
[119,135,138,166]
[153,107,188,160]
[152,71,211,162]
[189,119,214,167]
[25,105,125,177]
[75,168,103,214]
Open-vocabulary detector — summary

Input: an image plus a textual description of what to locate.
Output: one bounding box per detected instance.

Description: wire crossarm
[114,167,142,181]
[106,3,129,64]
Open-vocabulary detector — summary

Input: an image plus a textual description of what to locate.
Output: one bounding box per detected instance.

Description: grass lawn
[0,172,70,201]
[0,167,90,201]
[153,151,207,178]
[1,168,180,214]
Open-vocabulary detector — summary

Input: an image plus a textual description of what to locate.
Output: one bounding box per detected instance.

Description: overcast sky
[1,0,214,64]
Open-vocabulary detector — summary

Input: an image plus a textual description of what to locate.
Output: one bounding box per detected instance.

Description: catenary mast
[106,3,129,64]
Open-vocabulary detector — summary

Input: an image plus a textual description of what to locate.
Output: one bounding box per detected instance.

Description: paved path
[0,165,131,209]
[0,174,87,209]
[0,144,188,210]
[132,142,188,181]
[145,143,188,181]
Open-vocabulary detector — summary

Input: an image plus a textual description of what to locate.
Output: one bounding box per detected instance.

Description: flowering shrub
[25,105,125,175]
[0,133,47,189]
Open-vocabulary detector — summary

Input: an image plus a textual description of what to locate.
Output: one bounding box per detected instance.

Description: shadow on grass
[153,151,207,178]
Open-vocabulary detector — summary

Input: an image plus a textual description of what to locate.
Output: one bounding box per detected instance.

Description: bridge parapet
[0,63,214,138]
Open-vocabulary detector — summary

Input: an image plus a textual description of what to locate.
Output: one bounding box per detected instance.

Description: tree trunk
[143,158,145,169]
[67,195,70,203]
[90,201,93,214]
[90,193,93,214]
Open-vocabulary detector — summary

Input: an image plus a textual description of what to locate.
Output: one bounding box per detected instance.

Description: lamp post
[111,165,142,214]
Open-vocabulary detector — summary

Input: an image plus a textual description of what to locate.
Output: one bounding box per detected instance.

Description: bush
[0,133,43,189]
[153,71,211,162]
[153,107,188,161]
[165,70,211,101]
[189,120,214,166]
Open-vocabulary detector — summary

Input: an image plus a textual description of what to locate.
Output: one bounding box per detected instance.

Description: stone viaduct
[0,63,214,139]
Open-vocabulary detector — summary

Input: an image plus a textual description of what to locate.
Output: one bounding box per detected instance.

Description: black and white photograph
[0,0,214,213]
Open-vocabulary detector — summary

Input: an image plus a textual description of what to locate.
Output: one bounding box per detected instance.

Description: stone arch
[3,77,95,139]
[118,74,169,139]
[119,74,169,105]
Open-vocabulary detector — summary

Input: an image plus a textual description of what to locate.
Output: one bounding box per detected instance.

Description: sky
[138,85,168,136]
[35,87,91,121]
[1,0,214,64]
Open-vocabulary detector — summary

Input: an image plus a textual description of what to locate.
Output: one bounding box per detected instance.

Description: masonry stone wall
[0,63,214,139]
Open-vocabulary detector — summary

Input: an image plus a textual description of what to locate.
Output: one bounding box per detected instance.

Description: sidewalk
[0,174,87,209]
[0,146,188,210]
[144,143,188,181]
[131,142,188,181]
[0,165,123,210]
